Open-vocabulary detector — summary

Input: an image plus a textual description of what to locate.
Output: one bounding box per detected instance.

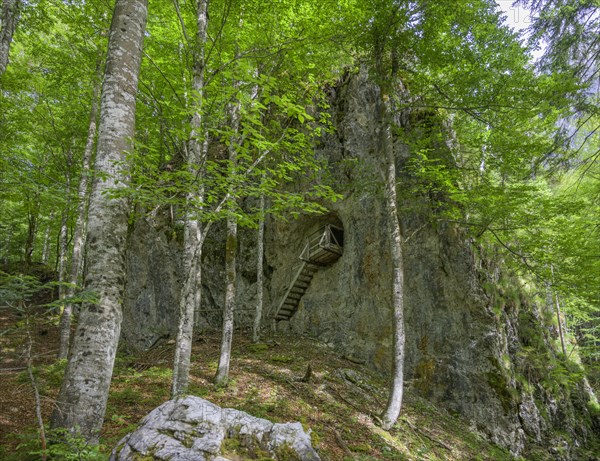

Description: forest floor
[1,308,551,461]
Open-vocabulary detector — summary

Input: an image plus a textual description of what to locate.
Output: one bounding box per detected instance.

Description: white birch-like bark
[550,266,567,355]
[58,70,101,360]
[57,205,69,329]
[215,214,237,384]
[41,211,54,265]
[25,317,47,460]
[24,207,37,266]
[381,116,406,431]
[215,86,241,385]
[554,292,567,355]
[253,186,265,343]
[0,0,20,77]
[50,0,148,441]
[171,0,208,397]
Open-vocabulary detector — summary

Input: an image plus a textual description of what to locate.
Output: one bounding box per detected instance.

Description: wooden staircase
[273,225,343,322]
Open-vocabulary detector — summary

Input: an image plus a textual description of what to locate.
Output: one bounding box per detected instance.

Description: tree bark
[50,0,148,442]
[56,204,70,348]
[554,292,567,356]
[215,85,241,385]
[550,265,567,355]
[41,211,54,265]
[0,0,20,77]
[24,207,37,267]
[58,67,101,360]
[215,215,237,385]
[253,185,265,343]
[171,0,208,397]
[381,115,405,431]
[56,208,70,357]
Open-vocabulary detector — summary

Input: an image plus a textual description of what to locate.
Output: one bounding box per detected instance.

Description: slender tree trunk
[58,68,101,360]
[41,211,54,265]
[554,292,567,355]
[50,0,148,442]
[172,221,204,396]
[57,207,70,357]
[381,114,405,431]
[215,215,237,384]
[24,207,37,266]
[215,84,241,385]
[56,203,70,336]
[253,185,265,343]
[171,0,208,397]
[3,234,10,266]
[0,0,20,77]
[57,157,72,310]
[550,265,567,355]
[25,316,47,460]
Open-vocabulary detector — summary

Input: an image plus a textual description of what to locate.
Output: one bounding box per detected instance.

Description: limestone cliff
[121,68,598,459]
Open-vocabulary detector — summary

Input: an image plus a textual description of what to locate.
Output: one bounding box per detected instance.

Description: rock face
[121,68,598,458]
[121,219,266,350]
[110,396,320,461]
[121,218,181,351]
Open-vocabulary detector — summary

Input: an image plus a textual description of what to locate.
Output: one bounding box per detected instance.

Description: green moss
[415,358,436,394]
[248,343,270,353]
[487,369,519,411]
[274,444,302,461]
[270,355,294,364]
[112,387,143,405]
[222,437,242,452]
[586,398,600,416]
[132,454,154,461]
[350,442,372,453]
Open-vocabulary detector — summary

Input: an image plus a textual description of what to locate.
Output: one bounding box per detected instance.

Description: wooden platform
[273,225,343,322]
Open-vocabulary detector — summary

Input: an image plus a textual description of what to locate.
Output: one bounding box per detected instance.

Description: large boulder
[110,396,320,461]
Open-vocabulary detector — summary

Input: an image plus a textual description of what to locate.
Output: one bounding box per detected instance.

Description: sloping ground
[1,311,596,460]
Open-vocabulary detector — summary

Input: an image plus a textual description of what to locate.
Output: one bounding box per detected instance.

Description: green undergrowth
[2,332,529,461]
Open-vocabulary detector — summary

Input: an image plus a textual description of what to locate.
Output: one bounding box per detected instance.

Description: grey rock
[121,68,598,458]
[110,396,320,461]
[519,394,542,442]
[121,218,181,351]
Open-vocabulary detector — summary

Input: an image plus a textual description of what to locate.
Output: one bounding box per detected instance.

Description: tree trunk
[215,85,241,385]
[25,205,38,267]
[58,68,101,360]
[56,205,70,350]
[550,265,567,355]
[215,215,237,385]
[50,0,148,442]
[172,221,203,396]
[171,0,208,397]
[381,116,406,431]
[554,292,567,355]
[56,208,70,358]
[0,0,20,77]
[253,186,265,343]
[41,211,54,265]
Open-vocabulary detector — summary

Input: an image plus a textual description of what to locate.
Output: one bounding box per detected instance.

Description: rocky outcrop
[121,218,267,351]
[110,396,320,461]
[121,218,181,351]
[121,68,598,458]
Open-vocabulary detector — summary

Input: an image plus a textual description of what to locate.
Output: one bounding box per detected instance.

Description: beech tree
[0,0,20,77]
[57,64,102,359]
[51,0,148,441]
[172,0,209,397]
